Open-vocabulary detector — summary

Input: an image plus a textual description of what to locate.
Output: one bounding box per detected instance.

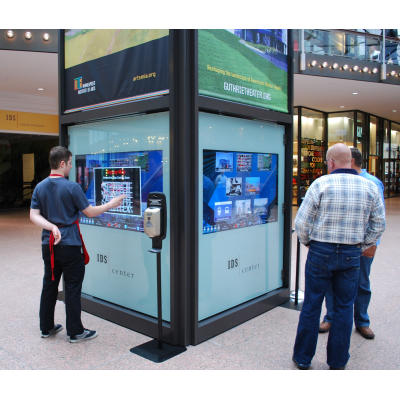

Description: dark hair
[350,147,362,167]
[49,146,72,170]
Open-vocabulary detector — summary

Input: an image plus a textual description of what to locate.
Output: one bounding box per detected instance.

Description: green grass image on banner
[65,29,169,69]
[198,29,288,113]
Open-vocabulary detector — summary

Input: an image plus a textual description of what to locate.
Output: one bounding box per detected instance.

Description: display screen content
[76,150,162,232]
[203,149,278,234]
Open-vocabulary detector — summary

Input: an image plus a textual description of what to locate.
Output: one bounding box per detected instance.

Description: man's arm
[30,209,62,245]
[81,195,125,218]
[362,188,386,253]
[294,186,319,246]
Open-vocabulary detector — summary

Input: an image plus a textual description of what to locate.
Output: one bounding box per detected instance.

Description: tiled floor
[1,198,399,370]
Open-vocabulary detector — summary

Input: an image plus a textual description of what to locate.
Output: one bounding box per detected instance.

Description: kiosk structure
[58,29,294,347]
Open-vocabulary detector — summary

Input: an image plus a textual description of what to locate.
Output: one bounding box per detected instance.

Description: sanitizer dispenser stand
[130,192,186,362]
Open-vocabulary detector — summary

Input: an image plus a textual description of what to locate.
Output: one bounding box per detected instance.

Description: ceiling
[294,74,400,123]
[0,50,58,115]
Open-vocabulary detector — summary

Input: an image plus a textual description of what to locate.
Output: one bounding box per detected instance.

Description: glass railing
[293,29,400,65]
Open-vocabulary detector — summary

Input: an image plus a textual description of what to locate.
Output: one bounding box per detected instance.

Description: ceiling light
[332,63,339,69]
[390,70,396,76]
[310,60,317,67]
[353,92,358,95]
[25,31,32,40]
[38,88,44,91]
[340,106,345,108]
[393,110,397,113]
[362,67,369,73]
[342,64,349,70]
[43,33,50,41]
[352,65,359,72]
[321,61,328,68]
[6,30,14,38]
[372,68,378,74]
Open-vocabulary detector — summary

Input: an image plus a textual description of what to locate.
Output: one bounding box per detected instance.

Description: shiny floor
[1,198,399,370]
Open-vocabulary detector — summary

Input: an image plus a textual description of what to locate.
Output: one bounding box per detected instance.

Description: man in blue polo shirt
[30,146,125,343]
[319,148,385,340]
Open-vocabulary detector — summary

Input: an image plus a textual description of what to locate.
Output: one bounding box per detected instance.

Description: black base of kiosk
[130,339,187,363]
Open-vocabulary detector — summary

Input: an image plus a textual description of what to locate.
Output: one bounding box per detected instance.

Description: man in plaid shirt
[292,143,385,370]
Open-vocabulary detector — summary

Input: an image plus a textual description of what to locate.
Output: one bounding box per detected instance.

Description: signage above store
[0,110,58,134]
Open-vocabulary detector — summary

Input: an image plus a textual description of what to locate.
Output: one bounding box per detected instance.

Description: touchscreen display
[76,150,162,232]
[203,149,278,234]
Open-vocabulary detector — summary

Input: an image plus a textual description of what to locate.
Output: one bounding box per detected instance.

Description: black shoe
[330,366,345,370]
[41,324,63,338]
[292,355,310,370]
[69,329,98,343]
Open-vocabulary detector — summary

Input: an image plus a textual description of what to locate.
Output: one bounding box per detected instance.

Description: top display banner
[64,29,169,113]
[198,29,288,113]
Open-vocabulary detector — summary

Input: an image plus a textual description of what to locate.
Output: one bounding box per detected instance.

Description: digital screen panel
[198,29,288,113]
[76,150,162,232]
[203,149,278,234]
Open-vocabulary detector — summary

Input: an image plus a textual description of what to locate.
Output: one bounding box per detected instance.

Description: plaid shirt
[295,169,386,251]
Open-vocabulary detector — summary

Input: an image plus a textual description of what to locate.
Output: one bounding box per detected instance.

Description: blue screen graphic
[76,150,163,232]
[203,149,278,234]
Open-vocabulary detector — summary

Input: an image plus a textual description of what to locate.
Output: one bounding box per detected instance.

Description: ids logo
[228,258,239,269]
[97,254,108,264]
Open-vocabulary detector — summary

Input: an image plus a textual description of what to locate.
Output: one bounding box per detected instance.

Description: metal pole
[295,235,301,305]
[157,251,163,349]
[381,29,386,80]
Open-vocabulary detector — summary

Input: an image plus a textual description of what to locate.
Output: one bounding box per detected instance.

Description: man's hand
[52,226,62,245]
[108,195,126,209]
[362,245,376,258]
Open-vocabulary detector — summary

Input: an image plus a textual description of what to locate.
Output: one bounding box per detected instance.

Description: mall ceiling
[294,74,400,123]
[0,49,399,126]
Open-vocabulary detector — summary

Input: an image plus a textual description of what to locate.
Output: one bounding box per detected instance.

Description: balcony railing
[293,29,400,65]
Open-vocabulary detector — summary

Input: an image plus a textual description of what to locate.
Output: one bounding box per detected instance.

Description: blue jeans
[324,255,373,327]
[293,241,361,369]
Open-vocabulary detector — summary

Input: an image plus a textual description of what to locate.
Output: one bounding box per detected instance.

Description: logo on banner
[74,77,96,95]
[227,254,261,276]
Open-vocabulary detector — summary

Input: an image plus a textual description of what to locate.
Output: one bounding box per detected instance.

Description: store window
[383,120,390,197]
[300,108,325,194]
[391,123,400,196]
[328,112,354,148]
[369,116,380,177]
[293,108,298,203]
[68,112,171,321]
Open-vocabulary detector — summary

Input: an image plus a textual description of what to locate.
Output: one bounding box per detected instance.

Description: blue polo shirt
[31,177,90,245]
[359,169,385,246]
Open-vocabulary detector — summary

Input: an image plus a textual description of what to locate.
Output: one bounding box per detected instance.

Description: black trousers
[40,245,85,336]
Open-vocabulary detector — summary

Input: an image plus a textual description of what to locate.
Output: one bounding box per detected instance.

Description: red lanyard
[49,174,64,178]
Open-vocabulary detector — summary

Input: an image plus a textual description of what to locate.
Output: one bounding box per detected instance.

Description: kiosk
[58,29,294,346]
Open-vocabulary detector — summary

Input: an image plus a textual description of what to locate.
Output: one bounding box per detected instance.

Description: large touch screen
[76,150,162,232]
[203,149,278,234]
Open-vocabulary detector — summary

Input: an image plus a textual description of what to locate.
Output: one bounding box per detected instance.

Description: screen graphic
[76,150,162,232]
[64,29,169,113]
[94,167,141,216]
[203,149,278,234]
[198,29,288,113]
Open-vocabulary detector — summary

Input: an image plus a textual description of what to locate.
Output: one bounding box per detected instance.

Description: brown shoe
[319,321,331,333]
[356,326,375,339]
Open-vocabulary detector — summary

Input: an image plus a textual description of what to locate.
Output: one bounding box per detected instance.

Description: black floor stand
[130,247,186,363]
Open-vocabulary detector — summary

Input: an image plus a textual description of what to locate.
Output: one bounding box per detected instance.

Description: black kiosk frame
[58,29,294,347]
